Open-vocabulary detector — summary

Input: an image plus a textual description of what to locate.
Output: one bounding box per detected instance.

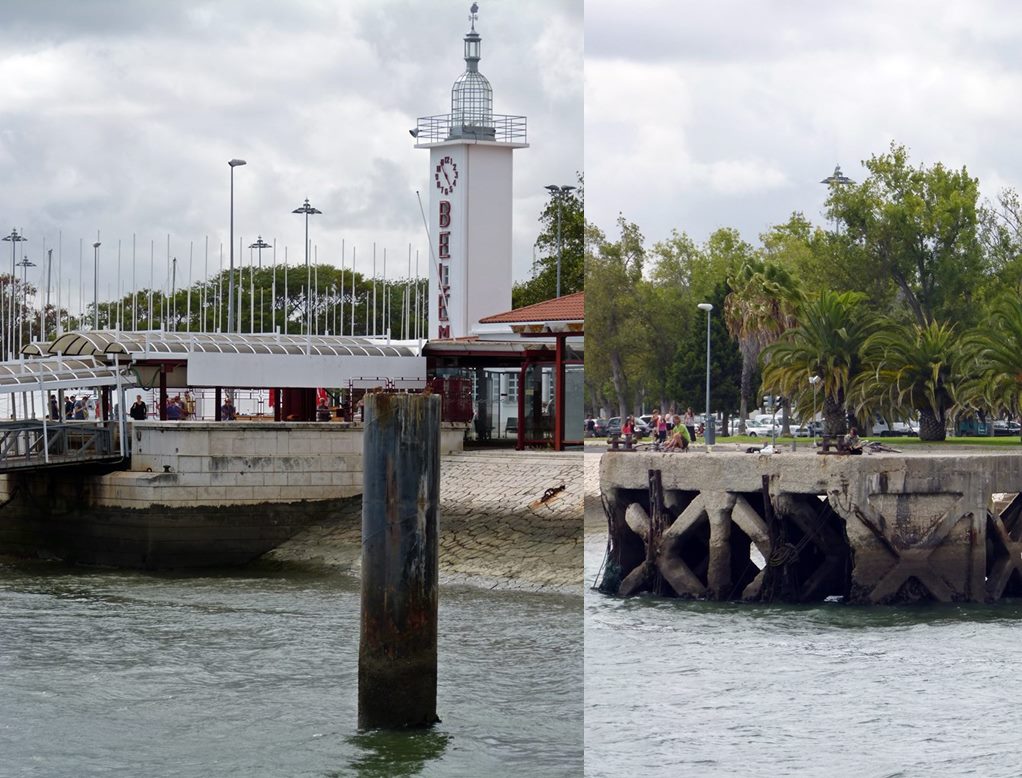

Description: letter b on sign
[439,201,451,229]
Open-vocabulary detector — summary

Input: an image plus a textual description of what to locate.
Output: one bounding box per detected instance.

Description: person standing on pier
[129,395,148,421]
[49,396,60,421]
[683,407,696,441]
[221,397,237,421]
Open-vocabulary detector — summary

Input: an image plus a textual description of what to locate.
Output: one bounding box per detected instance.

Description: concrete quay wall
[599,449,1022,604]
[0,421,467,569]
[115,421,467,509]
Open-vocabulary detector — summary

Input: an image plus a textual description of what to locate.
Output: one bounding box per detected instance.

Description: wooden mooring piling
[358,393,441,729]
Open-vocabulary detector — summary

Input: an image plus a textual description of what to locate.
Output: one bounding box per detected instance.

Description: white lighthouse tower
[414,4,528,340]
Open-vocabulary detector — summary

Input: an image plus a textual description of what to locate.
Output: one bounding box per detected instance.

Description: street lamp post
[292,199,322,337]
[92,241,101,331]
[227,158,247,334]
[820,164,854,234]
[170,256,177,332]
[3,229,26,359]
[16,255,35,346]
[544,184,575,298]
[249,237,270,334]
[809,374,821,447]
[698,302,714,446]
[45,248,53,340]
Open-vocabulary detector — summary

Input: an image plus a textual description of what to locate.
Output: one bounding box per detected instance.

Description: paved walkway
[268,451,583,595]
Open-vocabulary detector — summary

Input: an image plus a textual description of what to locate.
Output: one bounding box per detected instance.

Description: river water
[0,560,581,777]
[584,533,1022,778]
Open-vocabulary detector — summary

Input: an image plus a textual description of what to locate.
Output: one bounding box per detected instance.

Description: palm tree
[724,259,802,432]
[761,290,874,436]
[855,319,965,441]
[963,297,1022,440]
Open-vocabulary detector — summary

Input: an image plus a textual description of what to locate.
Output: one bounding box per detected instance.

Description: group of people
[131,392,233,421]
[49,394,95,421]
[163,393,195,420]
[646,408,697,450]
[619,407,699,452]
[44,391,246,423]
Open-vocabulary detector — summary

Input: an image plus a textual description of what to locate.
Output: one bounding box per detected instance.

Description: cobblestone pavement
[268,451,583,595]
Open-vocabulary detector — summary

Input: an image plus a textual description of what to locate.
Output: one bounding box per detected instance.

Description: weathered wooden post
[358,392,440,729]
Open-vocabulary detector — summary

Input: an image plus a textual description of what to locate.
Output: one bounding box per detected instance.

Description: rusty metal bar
[358,392,440,729]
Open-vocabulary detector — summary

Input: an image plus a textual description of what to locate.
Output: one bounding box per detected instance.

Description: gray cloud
[0,0,581,316]
[585,0,1022,250]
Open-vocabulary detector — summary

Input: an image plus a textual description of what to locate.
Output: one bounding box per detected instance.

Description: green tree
[513,174,583,308]
[963,297,1022,440]
[641,230,703,411]
[666,282,742,431]
[855,319,966,441]
[979,187,1022,300]
[724,257,802,431]
[761,290,875,436]
[584,216,646,417]
[826,142,984,327]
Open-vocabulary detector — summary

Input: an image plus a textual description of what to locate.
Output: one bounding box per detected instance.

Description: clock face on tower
[434,155,459,195]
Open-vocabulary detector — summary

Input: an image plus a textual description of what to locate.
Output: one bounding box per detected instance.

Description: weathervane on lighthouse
[412,4,528,340]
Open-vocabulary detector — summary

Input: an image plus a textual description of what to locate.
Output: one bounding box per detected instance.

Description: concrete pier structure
[598,449,1022,604]
[0,421,465,568]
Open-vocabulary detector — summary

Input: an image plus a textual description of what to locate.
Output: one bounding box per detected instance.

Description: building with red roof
[424,292,583,450]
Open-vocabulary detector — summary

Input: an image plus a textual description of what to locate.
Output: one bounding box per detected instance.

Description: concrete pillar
[706,492,735,599]
[358,392,440,729]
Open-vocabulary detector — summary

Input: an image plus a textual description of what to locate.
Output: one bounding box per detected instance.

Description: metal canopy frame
[29,331,419,359]
[0,356,132,395]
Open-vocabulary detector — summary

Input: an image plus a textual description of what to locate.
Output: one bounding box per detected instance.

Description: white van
[868,414,918,437]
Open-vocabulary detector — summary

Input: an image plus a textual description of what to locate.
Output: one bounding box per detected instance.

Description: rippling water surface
[585,534,1022,778]
[0,560,581,777]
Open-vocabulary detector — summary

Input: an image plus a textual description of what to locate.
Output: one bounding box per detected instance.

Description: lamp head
[228,158,247,167]
[697,303,713,312]
[409,128,419,138]
[809,375,821,385]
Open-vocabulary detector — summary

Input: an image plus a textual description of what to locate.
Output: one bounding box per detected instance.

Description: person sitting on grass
[662,414,690,451]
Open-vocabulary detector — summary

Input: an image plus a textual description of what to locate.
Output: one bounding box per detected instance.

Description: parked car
[793,421,824,437]
[992,420,1021,437]
[743,420,779,437]
[592,417,609,437]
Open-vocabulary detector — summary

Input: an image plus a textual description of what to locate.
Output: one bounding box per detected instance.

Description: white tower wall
[426,142,514,340]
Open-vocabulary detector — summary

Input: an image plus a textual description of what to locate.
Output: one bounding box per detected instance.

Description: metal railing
[0,420,119,471]
[414,113,527,145]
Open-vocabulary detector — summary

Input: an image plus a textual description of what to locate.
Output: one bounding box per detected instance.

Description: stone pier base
[599,449,1022,604]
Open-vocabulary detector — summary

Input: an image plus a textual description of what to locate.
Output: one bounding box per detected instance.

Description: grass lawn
[584,435,1022,448]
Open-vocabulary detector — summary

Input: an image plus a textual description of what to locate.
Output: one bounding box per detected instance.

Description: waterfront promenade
[268,450,583,594]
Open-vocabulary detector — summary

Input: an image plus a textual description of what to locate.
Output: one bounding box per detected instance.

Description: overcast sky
[585,0,1022,256]
[0,0,582,315]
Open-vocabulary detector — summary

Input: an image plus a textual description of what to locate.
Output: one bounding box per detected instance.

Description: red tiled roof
[479,291,584,324]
